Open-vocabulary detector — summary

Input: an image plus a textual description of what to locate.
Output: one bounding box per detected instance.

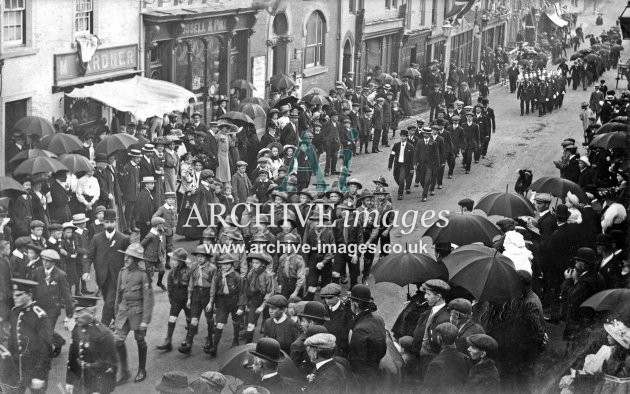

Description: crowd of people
[0,23,628,394]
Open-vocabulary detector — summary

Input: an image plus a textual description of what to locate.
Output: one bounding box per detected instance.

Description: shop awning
[66,76,195,120]
[544,10,568,27]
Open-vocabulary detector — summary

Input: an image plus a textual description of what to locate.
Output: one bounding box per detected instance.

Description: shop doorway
[342,39,353,77]
[5,98,28,134]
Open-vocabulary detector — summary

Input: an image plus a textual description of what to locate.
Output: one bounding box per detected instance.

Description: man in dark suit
[596,233,625,289]
[508,61,519,93]
[48,172,72,225]
[280,112,300,146]
[5,132,26,171]
[120,149,142,234]
[84,209,131,327]
[388,129,415,200]
[190,112,208,133]
[138,145,157,180]
[347,285,387,393]
[249,338,300,394]
[303,333,351,394]
[320,283,353,358]
[460,112,479,174]
[9,179,33,239]
[561,146,580,183]
[447,298,485,355]
[423,323,470,394]
[134,177,157,240]
[381,92,393,147]
[577,156,595,188]
[322,111,342,175]
[429,125,445,193]
[371,98,385,153]
[414,127,440,202]
[411,280,451,368]
[162,114,182,136]
[534,193,558,242]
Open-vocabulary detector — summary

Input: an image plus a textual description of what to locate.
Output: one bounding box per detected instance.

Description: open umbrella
[241,97,270,112]
[304,87,327,96]
[403,68,421,78]
[273,96,299,110]
[13,116,55,137]
[0,176,26,194]
[219,111,255,126]
[95,134,139,156]
[443,244,523,304]
[529,176,588,202]
[38,133,83,155]
[581,289,630,311]
[424,213,501,247]
[239,103,267,121]
[301,93,329,106]
[590,131,630,150]
[595,122,630,135]
[218,344,303,384]
[13,156,68,176]
[569,53,584,61]
[391,77,404,86]
[231,79,256,91]
[9,149,57,164]
[372,252,448,287]
[58,154,94,173]
[475,188,536,217]
[375,72,393,84]
[585,53,600,63]
[269,73,296,90]
[612,44,624,51]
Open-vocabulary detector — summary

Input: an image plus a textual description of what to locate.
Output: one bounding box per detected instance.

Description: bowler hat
[249,338,285,363]
[119,243,144,260]
[266,294,288,308]
[572,247,597,265]
[298,301,330,322]
[349,284,372,303]
[400,129,409,136]
[457,198,475,211]
[155,371,193,394]
[596,233,614,247]
[103,209,117,221]
[554,204,570,220]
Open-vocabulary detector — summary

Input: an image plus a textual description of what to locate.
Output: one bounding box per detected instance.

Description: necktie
[222,272,230,294]
[197,265,204,287]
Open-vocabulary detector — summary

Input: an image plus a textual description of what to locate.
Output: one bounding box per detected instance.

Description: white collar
[44,266,54,276]
[601,253,614,268]
[273,314,287,324]
[12,249,24,259]
[163,203,174,209]
[316,359,334,370]
[94,219,101,225]
[330,300,341,312]
[75,228,84,234]
[261,372,278,381]
[48,237,57,244]
[150,228,160,236]
[431,302,445,315]
[540,209,549,217]
[105,230,116,239]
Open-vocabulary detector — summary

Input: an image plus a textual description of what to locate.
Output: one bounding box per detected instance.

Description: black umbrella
[38,133,83,155]
[231,79,256,91]
[590,131,630,150]
[570,53,583,61]
[529,176,588,202]
[301,93,330,106]
[475,188,536,218]
[13,156,68,176]
[443,244,523,304]
[595,122,630,135]
[372,252,448,287]
[424,213,502,247]
[241,97,270,112]
[581,289,630,311]
[273,96,299,110]
[9,148,57,164]
[95,134,139,156]
[13,116,55,137]
[0,176,26,195]
[218,344,303,384]
[219,111,255,126]
[269,73,296,90]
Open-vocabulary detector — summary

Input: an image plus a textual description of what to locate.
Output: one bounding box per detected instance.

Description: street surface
[44,1,626,392]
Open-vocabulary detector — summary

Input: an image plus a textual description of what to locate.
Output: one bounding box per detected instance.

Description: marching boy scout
[9,278,54,393]
[157,248,191,352]
[179,245,217,355]
[114,243,154,385]
[210,255,247,356]
[140,216,167,290]
[65,296,118,394]
[278,233,306,299]
[243,252,275,344]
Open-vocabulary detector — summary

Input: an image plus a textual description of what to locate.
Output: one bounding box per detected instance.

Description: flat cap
[447,298,472,315]
[305,333,337,349]
[48,223,63,232]
[150,217,166,226]
[534,193,552,203]
[320,283,342,298]
[420,279,450,294]
[266,294,288,308]
[496,218,517,230]
[467,334,498,354]
[30,220,45,228]
[40,249,61,261]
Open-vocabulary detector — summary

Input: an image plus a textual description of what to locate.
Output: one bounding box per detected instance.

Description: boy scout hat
[12,278,38,292]
[305,333,336,349]
[191,244,212,256]
[202,227,217,239]
[467,334,498,354]
[447,298,473,315]
[281,233,300,244]
[298,301,330,321]
[168,248,188,262]
[150,217,166,226]
[420,279,450,295]
[225,230,244,242]
[40,249,60,262]
[320,283,342,298]
[249,338,285,363]
[246,252,272,265]
[119,243,144,260]
[266,294,288,308]
[216,255,236,265]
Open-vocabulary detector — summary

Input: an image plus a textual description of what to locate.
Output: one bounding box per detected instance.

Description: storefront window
[175,41,189,89]
[305,11,325,67]
[205,36,222,96]
[65,97,101,126]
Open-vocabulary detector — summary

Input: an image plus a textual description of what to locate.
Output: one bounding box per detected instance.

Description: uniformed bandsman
[113,243,154,385]
[65,296,118,394]
[8,278,54,393]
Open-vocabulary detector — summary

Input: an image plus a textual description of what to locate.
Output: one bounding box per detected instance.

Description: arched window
[273,12,288,36]
[305,11,325,67]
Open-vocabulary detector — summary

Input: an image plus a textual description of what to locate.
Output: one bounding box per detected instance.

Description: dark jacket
[255,373,300,394]
[411,305,450,356]
[423,346,470,394]
[120,162,141,203]
[388,140,415,172]
[460,121,480,150]
[263,316,300,354]
[414,138,440,168]
[85,230,131,287]
[371,105,384,130]
[322,120,342,146]
[562,270,605,337]
[134,188,156,226]
[48,181,72,224]
[32,266,74,316]
[466,358,501,394]
[280,122,300,146]
[9,302,54,381]
[304,359,351,394]
[323,300,354,357]
[0,257,12,321]
[455,320,486,355]
[598,252,626,290]
[562,155,581,184]
[348,310,387,376]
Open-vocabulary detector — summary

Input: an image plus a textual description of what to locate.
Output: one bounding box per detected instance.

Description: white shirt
[273,314,287,324]
[399,142,406,163]
[316,359,334,370]
[76,175,100,205]
[431,302,445,317]
[330,300,341,312]
[105,230,116,241]
[261,372,278,381]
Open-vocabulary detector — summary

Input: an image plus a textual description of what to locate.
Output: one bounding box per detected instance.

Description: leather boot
[116,343,131,385]
[178,325,197,354]
[135,340,147,383]
[157,322,175,351]
[203,334,215,355]
[244,330,255,344]
[213,328,223,356]
[231,324,240,347]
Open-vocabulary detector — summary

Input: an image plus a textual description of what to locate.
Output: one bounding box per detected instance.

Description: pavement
[42,2,628,393]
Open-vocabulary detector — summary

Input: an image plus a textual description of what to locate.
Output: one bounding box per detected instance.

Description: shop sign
[251,55,266,99]
[181,18,228,37]
[55,44,138,83]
